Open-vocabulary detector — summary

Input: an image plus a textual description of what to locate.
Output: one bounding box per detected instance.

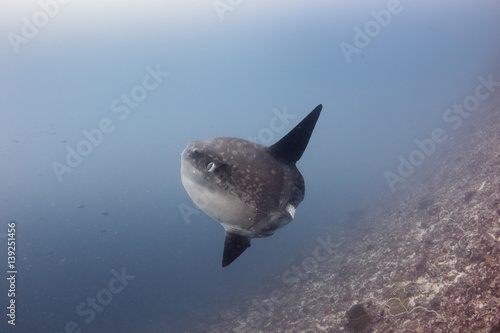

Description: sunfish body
[180,105,322,267]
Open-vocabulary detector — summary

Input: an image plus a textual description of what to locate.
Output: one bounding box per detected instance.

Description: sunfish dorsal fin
[266,104,322,164]
[222,232,251,267]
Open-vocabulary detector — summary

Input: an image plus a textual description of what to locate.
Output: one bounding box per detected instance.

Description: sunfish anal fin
[222,232,251,267]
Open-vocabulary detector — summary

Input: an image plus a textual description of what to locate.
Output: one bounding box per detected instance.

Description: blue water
[1,1,499,332]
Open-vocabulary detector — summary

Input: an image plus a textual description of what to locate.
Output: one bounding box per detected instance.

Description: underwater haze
[1,0,500,332]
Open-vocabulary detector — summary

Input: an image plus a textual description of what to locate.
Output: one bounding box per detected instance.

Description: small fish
[102,212,109,216]
[77,205,85,209]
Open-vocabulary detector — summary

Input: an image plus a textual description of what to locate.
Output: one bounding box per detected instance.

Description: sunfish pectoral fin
[222,232,251,267]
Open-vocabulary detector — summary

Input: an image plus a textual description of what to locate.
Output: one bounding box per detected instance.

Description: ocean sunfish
[180,105,322,267]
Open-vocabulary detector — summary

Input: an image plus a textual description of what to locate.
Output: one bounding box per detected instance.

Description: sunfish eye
[207,162,216,172]
[192,148,202,158]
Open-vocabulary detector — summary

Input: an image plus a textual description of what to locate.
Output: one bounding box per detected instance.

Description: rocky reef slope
[200,89,500,333]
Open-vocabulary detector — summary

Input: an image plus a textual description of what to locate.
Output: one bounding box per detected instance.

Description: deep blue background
[1,1,499,332]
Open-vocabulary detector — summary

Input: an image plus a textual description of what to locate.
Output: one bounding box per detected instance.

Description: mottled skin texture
[181,104,321,266]
[181,137,304,238]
